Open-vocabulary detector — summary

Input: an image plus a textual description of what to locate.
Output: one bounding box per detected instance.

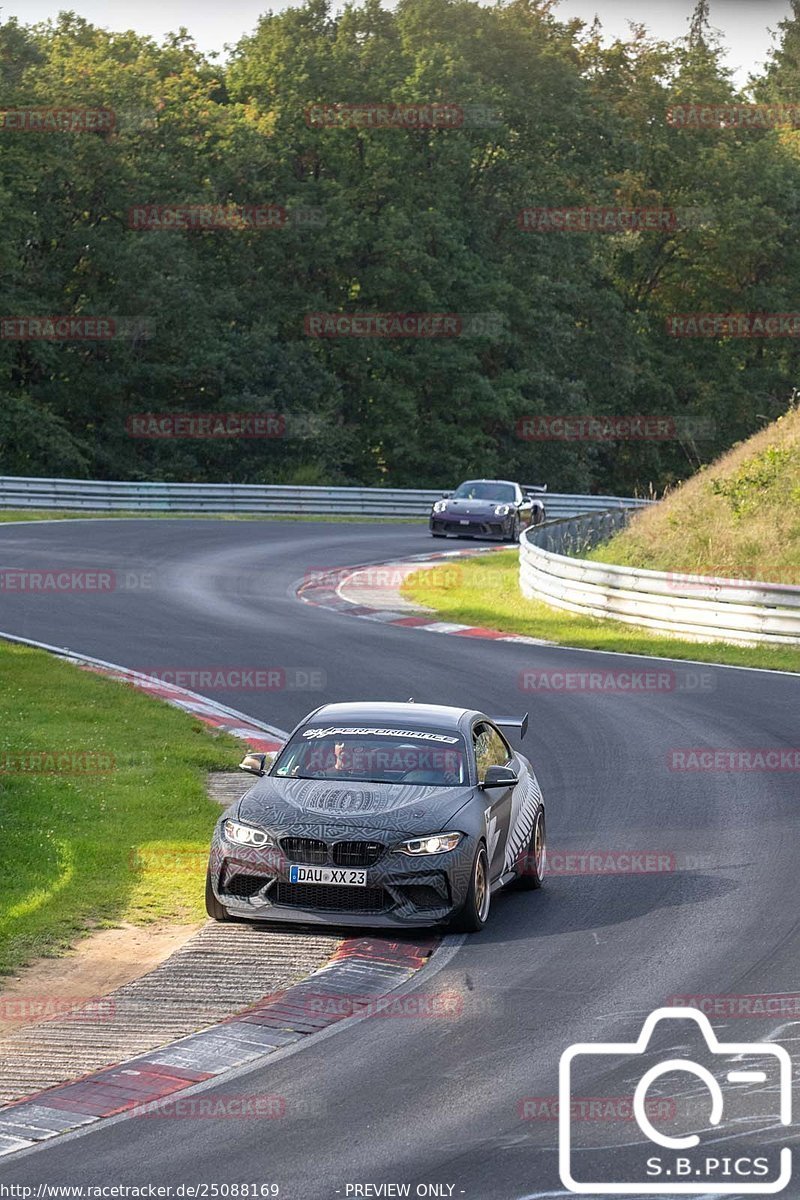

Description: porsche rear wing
[493,712,529,740]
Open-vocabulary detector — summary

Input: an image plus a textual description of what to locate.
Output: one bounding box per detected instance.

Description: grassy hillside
[592,407,800,584]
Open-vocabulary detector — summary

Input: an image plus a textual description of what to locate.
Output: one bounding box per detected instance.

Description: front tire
[516,809,546,890]
[205,869,229,921]
[507,515,521,542]
[452,845,491,932]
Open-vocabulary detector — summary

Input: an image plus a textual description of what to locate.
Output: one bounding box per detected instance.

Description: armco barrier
[0,477,649,520]
[520,511,800,646]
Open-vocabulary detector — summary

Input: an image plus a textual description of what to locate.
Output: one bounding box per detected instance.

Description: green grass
[0,509,424,524]
[0,641,244,975]
[402,551,800,673]
[591,406,800,584]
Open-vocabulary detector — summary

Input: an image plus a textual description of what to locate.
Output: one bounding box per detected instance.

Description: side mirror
[239,752,268,777]
[481,764,519,788]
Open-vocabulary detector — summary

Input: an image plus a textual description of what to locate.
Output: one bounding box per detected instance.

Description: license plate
[460,519,470,525]
[289,865,367,886]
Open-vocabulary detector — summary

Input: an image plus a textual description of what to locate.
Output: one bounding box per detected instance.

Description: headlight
[397,832,463,855]
[432,500,448,513]
[223,819,272,847]
[494,504,511,516]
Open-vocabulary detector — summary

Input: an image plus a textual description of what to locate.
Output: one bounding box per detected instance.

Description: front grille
[280,837,328,864]
[333,840,384,867]
[279,838,385,867]
[273,883,389,913]
[223,872,271,898]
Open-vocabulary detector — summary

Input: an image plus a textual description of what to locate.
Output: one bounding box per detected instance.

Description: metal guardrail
[5,472,792,645]
[524,509,634,556]
[520,510,800,646]
[0,476,650,519]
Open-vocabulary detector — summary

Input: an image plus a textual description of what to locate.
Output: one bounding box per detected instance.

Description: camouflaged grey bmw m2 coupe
[206,701,546,932]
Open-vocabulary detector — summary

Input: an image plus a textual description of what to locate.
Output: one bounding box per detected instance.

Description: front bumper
[208,830,477,929]
[429,514,511,540]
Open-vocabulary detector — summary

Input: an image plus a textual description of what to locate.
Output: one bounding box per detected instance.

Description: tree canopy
[2,0,800,494]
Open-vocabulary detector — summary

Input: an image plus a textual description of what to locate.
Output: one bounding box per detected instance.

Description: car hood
[440,498,509,514]
[235,776,474,838]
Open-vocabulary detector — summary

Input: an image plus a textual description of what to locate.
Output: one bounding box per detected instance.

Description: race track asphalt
[0,519,798,1200]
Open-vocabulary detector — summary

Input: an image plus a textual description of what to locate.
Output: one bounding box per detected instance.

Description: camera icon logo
[559,1006,792,1194]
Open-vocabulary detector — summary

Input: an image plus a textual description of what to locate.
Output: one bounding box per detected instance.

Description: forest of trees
[4,0,800,493]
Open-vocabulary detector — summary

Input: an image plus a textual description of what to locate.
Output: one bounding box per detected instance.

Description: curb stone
[297,546,554,646]
[0,937,439,1153]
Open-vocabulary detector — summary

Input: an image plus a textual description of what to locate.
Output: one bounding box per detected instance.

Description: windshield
[452,481,517,503]
[270,724,467,785]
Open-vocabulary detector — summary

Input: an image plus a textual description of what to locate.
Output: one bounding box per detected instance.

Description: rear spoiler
[525,484,548,493]
[494,712,529,740]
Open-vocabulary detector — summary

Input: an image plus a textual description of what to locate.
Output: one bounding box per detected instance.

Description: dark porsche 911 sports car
[429,478,546,541]
[206,701,546,932]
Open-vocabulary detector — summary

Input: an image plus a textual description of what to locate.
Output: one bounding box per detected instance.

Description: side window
[487,723,513,766]
[472,722,511,781]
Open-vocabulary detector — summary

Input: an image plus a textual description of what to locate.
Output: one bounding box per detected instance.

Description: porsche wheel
[508,515,521,542]
[205,869,229,921]
[517,809,546,890]
[453,845,491,932]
